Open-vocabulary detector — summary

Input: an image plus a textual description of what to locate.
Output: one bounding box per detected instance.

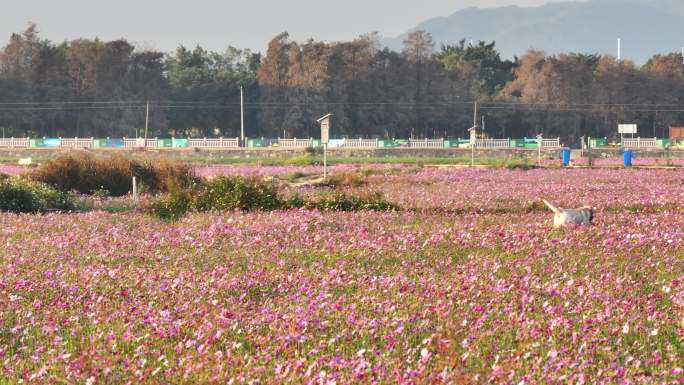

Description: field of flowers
[2,166,684,384]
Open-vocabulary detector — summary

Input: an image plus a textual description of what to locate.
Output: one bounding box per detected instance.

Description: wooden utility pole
[473,101,477,128]
[144,100,150,148]
[240,86,245,145]
[471,101,478,167]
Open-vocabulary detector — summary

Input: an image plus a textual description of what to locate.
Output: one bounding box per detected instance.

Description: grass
[176,155,540,166]
[1,150,545,167]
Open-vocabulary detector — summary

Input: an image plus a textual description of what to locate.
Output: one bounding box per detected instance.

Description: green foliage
[165,45,259,137]
[145,176,400,221]
[492,159,537,170]
[146,190,192,221]
[91,187,111,199]
[284,193,307,209]
[435,40,515,95]
[193,176,282,212]
[0,177,76,213]
[312,192,400,212]
[281,154,316,166]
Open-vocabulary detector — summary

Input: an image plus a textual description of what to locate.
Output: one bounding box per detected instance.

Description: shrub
[31,152,132,196]
[193,176,283,212]
[493,159,537,170]
[31,152,196,196]
[130,159,197,194]
[319,171,367,188]
[0,177,76,213]
[284,193,307,209]
[312,192,399,212]
[145,190,192,221]
[145,178,399,221]
[92,187,111,199]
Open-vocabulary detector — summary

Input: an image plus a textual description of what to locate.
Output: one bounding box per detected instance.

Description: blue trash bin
[561,148,571,167]
[624,149,633,167]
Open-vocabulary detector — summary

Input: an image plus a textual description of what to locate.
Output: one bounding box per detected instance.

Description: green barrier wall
[172,138,189,148]
[247,139,265,147]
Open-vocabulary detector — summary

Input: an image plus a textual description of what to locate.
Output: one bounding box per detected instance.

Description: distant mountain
[384,0,684,64]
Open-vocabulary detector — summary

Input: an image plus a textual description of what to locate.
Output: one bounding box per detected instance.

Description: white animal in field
[542,199,594,228]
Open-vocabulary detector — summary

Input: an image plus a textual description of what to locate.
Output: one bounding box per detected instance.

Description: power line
[3,100,684,113]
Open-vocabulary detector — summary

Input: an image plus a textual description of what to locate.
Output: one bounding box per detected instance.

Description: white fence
[60,138,94,149]
[409,138,444,148]
[475,139,510,149]
[0,136,568,150]
[277,138,313,148]
[188,138,240,148]
[340,138,377,148]
[121,137,242,148]
[541,138,561,149]
[0,137,29,148]
[622,137,658,148]
[124,138,145,148]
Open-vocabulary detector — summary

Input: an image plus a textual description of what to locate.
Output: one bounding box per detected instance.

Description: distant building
[669,126,684,140]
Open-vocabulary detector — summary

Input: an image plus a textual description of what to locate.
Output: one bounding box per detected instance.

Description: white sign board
[321,121,329,144]
[618,124,637,134]
[317,113,332,144]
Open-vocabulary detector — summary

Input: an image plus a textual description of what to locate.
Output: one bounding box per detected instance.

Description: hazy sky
[1,0,567,53]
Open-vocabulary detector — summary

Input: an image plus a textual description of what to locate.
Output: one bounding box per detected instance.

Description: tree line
[2,24,684,143]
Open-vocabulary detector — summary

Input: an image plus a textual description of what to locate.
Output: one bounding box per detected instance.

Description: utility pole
[144,100,150,147]
[471,101,478,167]
[617,38,621,61]
[473,101,478,128]
[240,86,245,145]
[323,143,327,179]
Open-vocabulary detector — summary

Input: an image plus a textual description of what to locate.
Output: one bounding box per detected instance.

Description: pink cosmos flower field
[0,164,32,175]
[2,166,684,384]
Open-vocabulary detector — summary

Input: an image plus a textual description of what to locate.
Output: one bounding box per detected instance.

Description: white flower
[650,328,659,337]
[622,323,630,334]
